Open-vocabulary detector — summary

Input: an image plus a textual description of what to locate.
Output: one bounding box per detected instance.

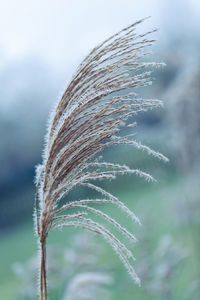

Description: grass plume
[34,18,167,299]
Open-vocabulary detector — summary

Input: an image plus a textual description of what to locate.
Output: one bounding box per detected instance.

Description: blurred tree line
[0,37,199,231]
[0,57,62,229]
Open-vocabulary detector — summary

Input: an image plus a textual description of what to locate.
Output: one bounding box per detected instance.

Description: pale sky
[0,0,199,71]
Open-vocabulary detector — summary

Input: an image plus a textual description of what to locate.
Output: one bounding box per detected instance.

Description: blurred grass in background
[1,175,199,299]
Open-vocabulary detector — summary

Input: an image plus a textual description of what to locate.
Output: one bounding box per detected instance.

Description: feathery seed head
[35,18,167,294]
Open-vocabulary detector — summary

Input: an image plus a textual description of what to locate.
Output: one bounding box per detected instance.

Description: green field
[1,176,199,300]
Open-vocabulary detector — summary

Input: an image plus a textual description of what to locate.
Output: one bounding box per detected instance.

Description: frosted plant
[12,257,38,300]
[34,17,168,299]
[62,272,113,300]
[136,234,187,299]
[145,235,187,298]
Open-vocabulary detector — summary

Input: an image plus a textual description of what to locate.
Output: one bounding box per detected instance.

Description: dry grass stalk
[34,17,167,299]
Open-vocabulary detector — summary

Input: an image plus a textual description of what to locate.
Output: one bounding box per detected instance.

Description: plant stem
[40,238,47,300]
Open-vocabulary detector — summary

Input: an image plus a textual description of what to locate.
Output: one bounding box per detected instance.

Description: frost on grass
[35,17,167,298]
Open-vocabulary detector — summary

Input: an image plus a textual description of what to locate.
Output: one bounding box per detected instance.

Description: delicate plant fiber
[34,17,167,300]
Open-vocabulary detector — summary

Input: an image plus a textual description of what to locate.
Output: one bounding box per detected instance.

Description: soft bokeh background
[0,0,200,299]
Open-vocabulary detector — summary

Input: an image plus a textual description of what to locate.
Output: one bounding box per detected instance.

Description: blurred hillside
[0,36,199,230]
[0,58,64,229]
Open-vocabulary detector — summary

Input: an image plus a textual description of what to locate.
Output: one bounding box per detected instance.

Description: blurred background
[0,0,200,299]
